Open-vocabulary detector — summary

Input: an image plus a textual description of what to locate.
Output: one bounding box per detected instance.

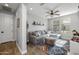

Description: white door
[0,13,13,43]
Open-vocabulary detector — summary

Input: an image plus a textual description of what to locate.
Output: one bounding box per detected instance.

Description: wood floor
[0,41,68,55]
[0,41,48,55]
[27,43,47,55]
[0,41,21,55]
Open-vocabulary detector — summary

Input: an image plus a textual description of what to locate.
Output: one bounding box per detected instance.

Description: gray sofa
[29,30,47,45]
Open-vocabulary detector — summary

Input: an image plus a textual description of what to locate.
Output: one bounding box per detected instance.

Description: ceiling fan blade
[53,10,59,13]
[45,15,54,18]
[54,14,60,15]
[45,14,52,16]
[46,11,50,14]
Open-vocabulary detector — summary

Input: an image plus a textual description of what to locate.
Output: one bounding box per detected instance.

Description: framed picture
[27,22,29,29]
[17,18,20,28]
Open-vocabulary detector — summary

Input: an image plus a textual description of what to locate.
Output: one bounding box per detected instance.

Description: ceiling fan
[39,3,60,17]
[45,6,60,17]
[46,10,60,16]
[40,3,60,16]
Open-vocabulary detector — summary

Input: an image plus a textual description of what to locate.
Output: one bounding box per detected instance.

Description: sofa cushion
[71,37,79,42]
[41,30,47,35]
[44,30,48,34]
[34,31,41,37]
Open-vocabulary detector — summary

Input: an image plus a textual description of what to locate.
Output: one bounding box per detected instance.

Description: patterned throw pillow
[71,37,79,42]
[34,31,40,37]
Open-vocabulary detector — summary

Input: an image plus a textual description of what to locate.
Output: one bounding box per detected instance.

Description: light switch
[1,31,4,33]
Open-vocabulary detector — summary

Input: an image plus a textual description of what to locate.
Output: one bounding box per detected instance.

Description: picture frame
[17,18,20,28]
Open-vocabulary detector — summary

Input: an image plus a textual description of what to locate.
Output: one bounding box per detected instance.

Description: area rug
[48,45,67,55]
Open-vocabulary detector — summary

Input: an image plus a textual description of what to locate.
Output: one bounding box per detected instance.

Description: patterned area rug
[48,45,67,55]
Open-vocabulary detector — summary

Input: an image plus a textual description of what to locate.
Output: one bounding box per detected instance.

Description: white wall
[21,4,27,54]
[0,12,14,43]
[15,4,22,52]
[48,12,79,39]
[15,4,27,54]
[70,12,79,31]
[48,12,79,31]
[28,14,48,32]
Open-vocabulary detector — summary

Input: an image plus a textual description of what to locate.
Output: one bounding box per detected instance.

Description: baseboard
[0,39,16,44]
[16,43,27,55]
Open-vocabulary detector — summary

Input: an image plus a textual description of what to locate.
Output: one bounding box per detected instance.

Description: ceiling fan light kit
[46,10,60,17]
[44,6,60,17]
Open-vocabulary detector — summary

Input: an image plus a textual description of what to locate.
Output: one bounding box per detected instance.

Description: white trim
[21,50,27,55]
[0,39,16,44]
[16,42,27,55]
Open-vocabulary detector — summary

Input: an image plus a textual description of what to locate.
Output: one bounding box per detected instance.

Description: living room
[0,3,79,55]
[27,3,79,55]
[1,0,79,59]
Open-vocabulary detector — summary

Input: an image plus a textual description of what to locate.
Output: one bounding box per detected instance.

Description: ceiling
[27,3,79,18]
[0,3,19,13]
[0,3,78,18]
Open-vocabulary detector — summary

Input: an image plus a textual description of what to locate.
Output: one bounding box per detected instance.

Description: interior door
[0,13,13,43]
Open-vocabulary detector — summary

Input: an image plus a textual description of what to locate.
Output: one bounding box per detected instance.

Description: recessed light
[5,3,8,6]
[30,8,32,10]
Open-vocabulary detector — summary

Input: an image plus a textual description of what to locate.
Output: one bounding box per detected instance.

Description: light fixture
[4,3,8,7]
[30,8,32,10]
